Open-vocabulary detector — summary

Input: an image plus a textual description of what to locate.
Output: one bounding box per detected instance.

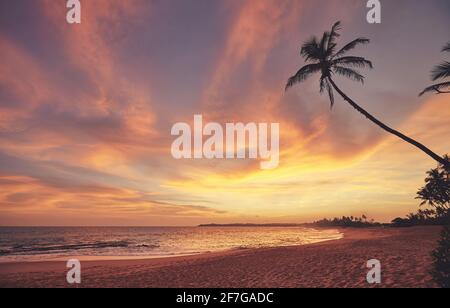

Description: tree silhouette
[285,21,449,170]
[431,223,450,288]
[420,42,450,96]
[416,155,450,220]
[416,155,449,288]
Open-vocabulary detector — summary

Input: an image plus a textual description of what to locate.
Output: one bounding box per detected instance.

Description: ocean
[0,226,343,262]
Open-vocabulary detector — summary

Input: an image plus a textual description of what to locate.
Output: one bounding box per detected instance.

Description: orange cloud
[0,0,449,225]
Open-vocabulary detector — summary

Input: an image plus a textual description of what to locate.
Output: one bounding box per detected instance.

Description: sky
[0,0,449,226]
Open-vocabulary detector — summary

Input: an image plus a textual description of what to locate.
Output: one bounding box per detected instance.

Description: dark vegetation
[313,215,382,228]
[392,155,449,228]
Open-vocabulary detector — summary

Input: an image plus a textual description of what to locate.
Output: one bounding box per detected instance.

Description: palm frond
[320,76,326,93]
[442,42,450,52]
[319,31,330,59]
[332,56,373,69]
[300,37,322,62]
[326,21,342,56]
[333,66,365,84]
[285,63,322,90]
[319,76,335,107]
[324,78,335,108]
[332,38,370,58]
[431,61,450,81]
[419,81,450,96]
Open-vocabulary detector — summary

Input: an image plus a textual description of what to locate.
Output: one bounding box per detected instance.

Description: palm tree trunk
[328,78,449,169]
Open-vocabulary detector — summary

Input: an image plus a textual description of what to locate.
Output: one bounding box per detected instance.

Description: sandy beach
[0,226,441,288]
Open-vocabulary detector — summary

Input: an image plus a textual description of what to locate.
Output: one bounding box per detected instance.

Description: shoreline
[0,227,343,264]
[0,226,442,288]
[0,252,208,265]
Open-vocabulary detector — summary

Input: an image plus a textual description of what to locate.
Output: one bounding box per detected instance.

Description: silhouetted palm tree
[285,21,449,169]
[420,42,450,96]
[416,154,450,212]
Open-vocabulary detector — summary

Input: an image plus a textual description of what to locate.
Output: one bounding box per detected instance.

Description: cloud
[0,0,449,225]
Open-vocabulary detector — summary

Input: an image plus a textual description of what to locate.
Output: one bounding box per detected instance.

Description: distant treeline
[198,223,307,228]
[312,215,382,228]
[199,216,383,228]
[200,212,449,229]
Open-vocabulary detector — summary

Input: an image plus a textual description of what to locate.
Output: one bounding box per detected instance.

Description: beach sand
[0,226,441,288]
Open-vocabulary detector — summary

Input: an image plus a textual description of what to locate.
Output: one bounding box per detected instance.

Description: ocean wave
[0,227,342,261]
[2,240,132,255]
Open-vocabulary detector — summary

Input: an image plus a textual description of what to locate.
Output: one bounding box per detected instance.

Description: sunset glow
[0,0,449,226]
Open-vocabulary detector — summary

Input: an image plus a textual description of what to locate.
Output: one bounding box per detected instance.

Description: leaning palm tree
[286,21,449,170]
[420,42,450,96]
